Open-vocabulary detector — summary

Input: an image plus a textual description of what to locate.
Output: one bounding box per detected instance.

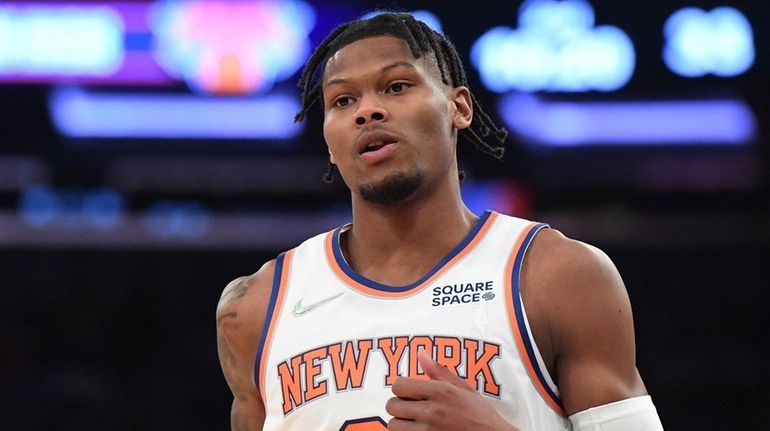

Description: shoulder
[217,259,277,336]
[519,228,623,357]
[216,259,277,392]
[525,229,625,296]
[521,228,646,413]
[521,227,628,316]
[216,258,279,382]
[218,259,278,309]
[521,227,632,347]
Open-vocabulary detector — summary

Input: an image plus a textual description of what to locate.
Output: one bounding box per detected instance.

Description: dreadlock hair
[294,12,508,183]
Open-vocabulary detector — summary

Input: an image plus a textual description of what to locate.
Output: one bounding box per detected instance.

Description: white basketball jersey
[256,211,571,430]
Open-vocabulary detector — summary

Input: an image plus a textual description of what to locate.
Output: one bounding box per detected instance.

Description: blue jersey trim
[331,210,493,293]
[254,252,286,393]
[510,223,563,408]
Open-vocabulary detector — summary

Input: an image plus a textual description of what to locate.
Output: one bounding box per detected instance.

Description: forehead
[322,35,435,86]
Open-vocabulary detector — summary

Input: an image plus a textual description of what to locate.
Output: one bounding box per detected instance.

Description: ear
[327,146,336,165]
[450,86,473,130]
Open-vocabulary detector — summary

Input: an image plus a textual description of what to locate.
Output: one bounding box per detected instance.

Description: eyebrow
[324,61,417,89]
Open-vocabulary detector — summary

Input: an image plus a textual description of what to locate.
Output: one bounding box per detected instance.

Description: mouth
[361,139,398,154]
[356,129,401,163]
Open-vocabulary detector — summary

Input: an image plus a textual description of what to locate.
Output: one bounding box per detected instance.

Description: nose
[354,94,388,126]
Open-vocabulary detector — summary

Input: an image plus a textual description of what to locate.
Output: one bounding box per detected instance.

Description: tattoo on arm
[218,321,249,397]
[221,276,252,305]
[217,279,249,390]
[218,272,266,430]
[218,333,236,377]
[217,311,238,325]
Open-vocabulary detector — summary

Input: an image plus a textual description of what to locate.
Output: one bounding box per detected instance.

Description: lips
[356,129,400,155]
[362,141,392,153]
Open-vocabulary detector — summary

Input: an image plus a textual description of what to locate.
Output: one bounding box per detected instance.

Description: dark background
[1,0,769,429]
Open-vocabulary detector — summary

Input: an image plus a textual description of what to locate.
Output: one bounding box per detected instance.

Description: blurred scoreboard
[0,0,764,146]
[0,0,766,248]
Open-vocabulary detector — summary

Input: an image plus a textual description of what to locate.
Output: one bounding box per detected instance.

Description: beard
[358,169,425,206]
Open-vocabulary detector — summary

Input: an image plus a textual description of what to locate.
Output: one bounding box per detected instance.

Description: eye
[333,96,354,107]
[386,82,411,94]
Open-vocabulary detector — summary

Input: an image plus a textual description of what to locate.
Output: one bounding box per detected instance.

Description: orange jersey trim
[256,248,294,402]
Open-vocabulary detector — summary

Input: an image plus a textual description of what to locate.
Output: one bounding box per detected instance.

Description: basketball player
[216,13,664,431]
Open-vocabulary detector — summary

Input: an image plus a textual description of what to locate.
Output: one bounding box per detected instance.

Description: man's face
[321,35,471,206]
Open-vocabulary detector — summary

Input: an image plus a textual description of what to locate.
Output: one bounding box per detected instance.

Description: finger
[417,349,474,391]
[385,396,429,420]
[391,375,434,400]
[417,349,450,380]
[387,417,417,431]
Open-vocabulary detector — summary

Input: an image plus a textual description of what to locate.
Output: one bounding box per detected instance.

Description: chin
[358,169,425,206]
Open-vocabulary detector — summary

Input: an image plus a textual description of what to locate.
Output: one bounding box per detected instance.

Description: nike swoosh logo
[293,292,344,316]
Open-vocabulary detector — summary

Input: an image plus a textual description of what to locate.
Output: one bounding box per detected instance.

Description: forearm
[230,399,264,431]
[231,401,248,431]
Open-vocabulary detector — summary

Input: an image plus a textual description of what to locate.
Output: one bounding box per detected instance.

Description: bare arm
[216,260,276,430]
[522,229,647,416]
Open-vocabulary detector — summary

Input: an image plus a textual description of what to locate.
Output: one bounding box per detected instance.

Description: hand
[385,350,520,431]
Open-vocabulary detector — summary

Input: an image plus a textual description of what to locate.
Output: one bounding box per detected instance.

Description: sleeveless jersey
[255,211,571,430]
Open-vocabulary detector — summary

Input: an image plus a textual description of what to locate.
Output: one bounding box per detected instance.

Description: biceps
[555,308,648,415]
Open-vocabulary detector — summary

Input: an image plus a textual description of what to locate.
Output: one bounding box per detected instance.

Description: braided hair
[294,12,507,183]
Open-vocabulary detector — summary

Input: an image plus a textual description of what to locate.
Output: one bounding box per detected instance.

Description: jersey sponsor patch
[431,280,496,307]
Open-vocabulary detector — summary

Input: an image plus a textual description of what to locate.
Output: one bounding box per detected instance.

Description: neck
[343,173,478,285]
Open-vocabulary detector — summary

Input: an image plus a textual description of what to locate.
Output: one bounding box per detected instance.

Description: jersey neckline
[325,210,498,298]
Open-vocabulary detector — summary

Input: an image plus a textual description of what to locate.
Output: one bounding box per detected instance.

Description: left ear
[449,86,473,130]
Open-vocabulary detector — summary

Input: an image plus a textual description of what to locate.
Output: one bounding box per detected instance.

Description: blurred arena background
[0,0,767,429]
